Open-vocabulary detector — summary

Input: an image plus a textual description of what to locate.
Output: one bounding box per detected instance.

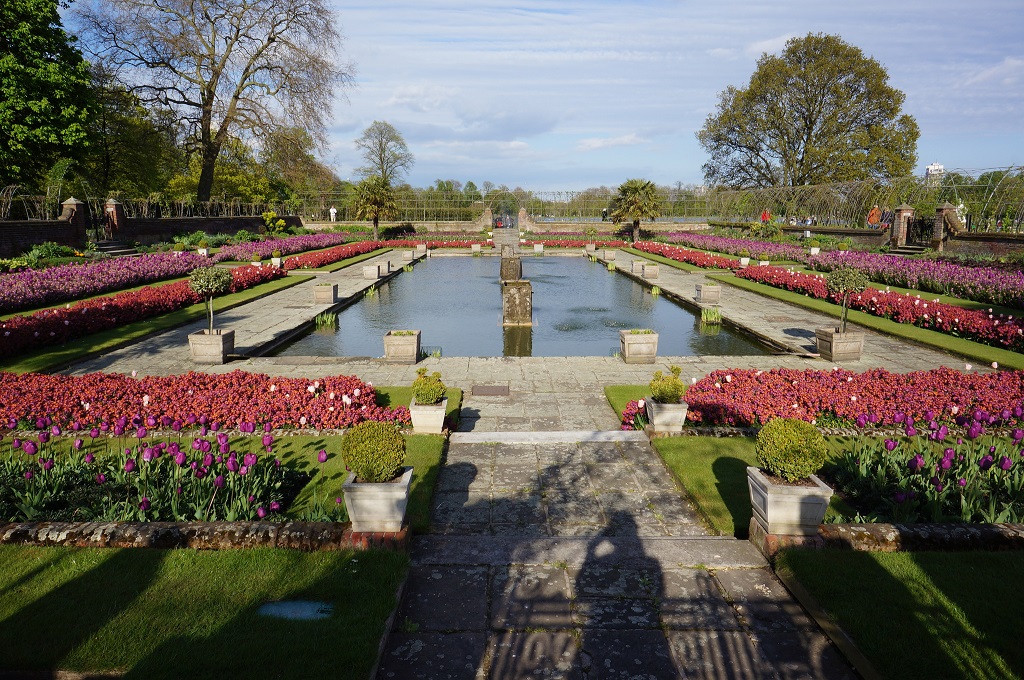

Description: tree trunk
[373,216,379,241]
[196,141,222,203]
[632,220,640,243]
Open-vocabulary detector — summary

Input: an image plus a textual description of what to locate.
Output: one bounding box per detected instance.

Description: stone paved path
[376,432,856,679]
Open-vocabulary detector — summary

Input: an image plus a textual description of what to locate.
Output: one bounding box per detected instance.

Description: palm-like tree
[610,178,660,242]
[354,175,398,240]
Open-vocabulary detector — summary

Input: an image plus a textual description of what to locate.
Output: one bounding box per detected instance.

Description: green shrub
[808,239,821,248]
[340,421,406,483]
[750,222,782,240]
[188,266,234,332]
[198,240,209,249]
[836,241,850,251]
[825,266,869,332]
[755,418,827,482]
[411,368,446,405]
[271,249,282,258]
[649,365,686,404]
[172,242,186,252]
[738,248,750,258]
[28,241,77,259]
[233,229,260,243]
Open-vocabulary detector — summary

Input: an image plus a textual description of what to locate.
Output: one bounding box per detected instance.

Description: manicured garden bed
[0,545,407,678]
[777,549,1024,680]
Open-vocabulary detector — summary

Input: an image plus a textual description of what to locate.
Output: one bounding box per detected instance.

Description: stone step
[450,430,646,444]
[411,535,765,569]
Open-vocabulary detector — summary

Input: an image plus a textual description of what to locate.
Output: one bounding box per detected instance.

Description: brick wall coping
[0,520,408,552]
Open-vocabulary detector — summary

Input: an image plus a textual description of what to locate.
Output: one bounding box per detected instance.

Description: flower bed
[0,252,212,314]
[282,241,381,270]
[0,265,285,357]
[809,251,1024,309]
[523,239,627,248]
[632,242,739,269]
[382,239,486,248]
[620,367,1024,428]
[661,233,807,262]
[212,232,351,262]
[0,370,408,430]
[736,265,1024,352]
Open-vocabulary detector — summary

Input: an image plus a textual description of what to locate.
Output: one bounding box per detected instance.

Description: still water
[274,256,770,357]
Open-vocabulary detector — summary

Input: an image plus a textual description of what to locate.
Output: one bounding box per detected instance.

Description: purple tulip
[85,453,95,463]
[262,434,273,447]
[174,451,187,466]
[73,438,83,450]
[195,466,207,479]
[958,478,967,487]
[264,423,272,433]
[114,425,125,436]
[979,455,994,471]
[884,439,897,452]
[100,421,110,432]
[146,416,156,427]
[894,412,906,424]
[51,425,61,436]
[12,438,21,449]
[42,458,54,471]
[214,474,225,488]
[257,506,267,519]
[24,470,33,480]
[136,427,147,439]
[89,427,99,439]
[335,497,343,504]
[1013,429,1024,444]
[226,458,239,472]
[239,465,249,476]
[24,441,37,456]
[318,449,328,464]
[199,440,211,453]
[907,454,925,473]
[217,433,229,445]
[219,443,230,455]
[38,432,49,444]
[124,458,136,473]
[894,491,907,503]
[269,501,280,512]
[96,473,106,484]
[905,425,918,438]
[142,447,155,462]
[139,497,150,511]
[243,453,257,467]
[203,453,214,467]
[248,495,256,503]
[999,456,1013,471]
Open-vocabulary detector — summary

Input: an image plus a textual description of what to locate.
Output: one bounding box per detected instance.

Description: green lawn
[709,273,1024,370]
[0,545,407,678]
[777,549,1024,680]
[603,384,649,421]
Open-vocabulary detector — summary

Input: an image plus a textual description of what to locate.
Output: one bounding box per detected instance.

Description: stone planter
[197,248,209,257]
[694,284,721,303]
[739,257,750,267]
[645,399,688,434]
[585,243,597,254]
[251,260,262,267]
[534,243,544,253]
[313,284,337,304]
[631,261,644,274]
[363,264,380,280]
[403,250,414,261]
[604,250,616,261]
[383,330,420,364]
[271,256,283,268]
[808,247,820,256]
[472,244,481,253]
[747,467,833,536]
[416,244,427,254]
[342,467,414,532]
[188,329,234,365]
[643,263,659,279]
[815,327,865,362]
[409,396,448,434]
[758,260,770,266]
[618,330,658,364]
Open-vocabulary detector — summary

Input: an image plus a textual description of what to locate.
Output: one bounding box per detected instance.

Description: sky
[325,0,1023,191]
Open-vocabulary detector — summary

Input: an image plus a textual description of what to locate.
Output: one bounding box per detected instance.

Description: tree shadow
[712,455,754,538]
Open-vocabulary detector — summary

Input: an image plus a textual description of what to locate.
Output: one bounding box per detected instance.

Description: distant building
[925,162,945,186]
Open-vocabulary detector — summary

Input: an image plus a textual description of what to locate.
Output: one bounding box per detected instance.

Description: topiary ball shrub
[755,417,827,482]
[341,420,406,483]
[649,365,686,404]
[412,368,446,405]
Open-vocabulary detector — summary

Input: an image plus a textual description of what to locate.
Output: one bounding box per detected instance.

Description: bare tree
[76,0,353,202]
[354,121,414,185]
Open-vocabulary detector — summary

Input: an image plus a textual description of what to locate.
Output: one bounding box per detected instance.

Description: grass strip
[0,275,313,374]
[0,545,407,679]
[776,549,1024,680]
[604,384,648,422]
[708,273,1024,370]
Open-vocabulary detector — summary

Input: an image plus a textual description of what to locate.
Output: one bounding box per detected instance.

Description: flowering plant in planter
[411,368,446,405]
[649,365,686,403]
[189,267,234,333]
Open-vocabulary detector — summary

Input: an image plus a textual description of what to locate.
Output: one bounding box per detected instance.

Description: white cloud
[577,134,646,152]
[384,84,459,112]
[744,33,794,57]
[964,57,1024,86]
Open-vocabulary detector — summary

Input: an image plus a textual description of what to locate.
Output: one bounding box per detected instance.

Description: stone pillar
[104,198,126,239]
[499,245,522,282]
[892,204,914,248]
[59,197,88,249]
[503,325,533,356]
[481,207,493,229]
[502,280,533,326]
[517,207,531,230]
[933,202,955,252]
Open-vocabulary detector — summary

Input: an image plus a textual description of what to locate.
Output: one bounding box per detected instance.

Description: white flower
[992,362,999,369]
[307,385,316,393]
[965,363,972,371]
[342,394,352,406]
[637,399,646,409]
[269,384,277,392]
[328,392,335,400]
[792,403,798,409]
[313,380,321,388]
[850,395,857,401]
[131,370,138,377]
[725,375,732,383]
[83,403,90,411]
[714,382,722,389]
[142,395,150,407]
[299,416,307,425]
[951,405,959,415]
[690,377,697,384]
[353,388,361,397]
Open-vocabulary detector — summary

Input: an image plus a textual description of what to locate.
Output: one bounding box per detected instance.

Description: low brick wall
[750,518,1024,559]
[0,520,408,552]
[0,219,87,257]
[119,215,303,245]
[942,231,1024,257]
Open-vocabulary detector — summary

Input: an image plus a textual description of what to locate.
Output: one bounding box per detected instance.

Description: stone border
[0,520,409,552]
[748,518,1024,559]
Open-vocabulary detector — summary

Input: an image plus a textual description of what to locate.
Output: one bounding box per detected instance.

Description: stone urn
[695,284,721,303]
[618,330,658,364]
[188,329,234,365]
[383,330,420,364]
[197,247,209,257]
[815,327,864,362]
[643,263,659,279]
[758,260,770,266]
[416,244,428,254]
[313,283,338,304]
[251,259,262,267]
[342,467,414,532]
[746,466,833,536]
[645,399,688,434]
[472,244,482,253]
[409,396,448,434]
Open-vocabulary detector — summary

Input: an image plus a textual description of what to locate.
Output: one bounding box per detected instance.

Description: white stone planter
[197,247,209,257]
[416,244,427,254]
[383,330,420,364]
[695,284,721,303]
[747,467,833,536]
[342,466,414,532]
[472,244,481,253]
[188,329,234,365]
[604,250,616,261]
[363,264,380,280]
[739,257,750,267]
[618,330,658,364]
[815,327,864,362]
[251,260,262,267]
[645,399,688,434]
[808,247,820,256]
[643,263,659,279]
[631,261,644,274]
[409,396,448,434]
[403,250,414,261]
[534,243,544,253]
[271,256,283,267]
[585,244,597,254]
[758,260,770,266]
[313,284,337,304]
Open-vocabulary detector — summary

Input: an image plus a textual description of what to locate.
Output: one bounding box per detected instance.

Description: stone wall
[941,231,1024,258]
[0,219,88,257]
[117,215,303,245]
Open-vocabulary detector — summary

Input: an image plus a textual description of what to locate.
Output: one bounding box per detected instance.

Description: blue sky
[325,0,1023,190]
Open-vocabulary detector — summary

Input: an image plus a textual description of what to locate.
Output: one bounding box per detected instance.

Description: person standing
[329,205,337,222]
[867,204,881,228]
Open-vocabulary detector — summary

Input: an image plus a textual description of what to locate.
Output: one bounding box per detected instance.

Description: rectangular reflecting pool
[273,256,771,357]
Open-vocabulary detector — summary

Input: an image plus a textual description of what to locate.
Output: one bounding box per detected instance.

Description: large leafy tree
[611,178,660,242]
[261,127,341,200]
[697,33,919,188]
[354,121,414,185]
[0,0,93,190]
[353,175,397,240]
[76,0,352,203]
